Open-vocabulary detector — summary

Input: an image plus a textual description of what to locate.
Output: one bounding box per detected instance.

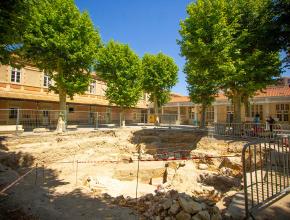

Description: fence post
[95,112,99,129]
[16,108,20,135]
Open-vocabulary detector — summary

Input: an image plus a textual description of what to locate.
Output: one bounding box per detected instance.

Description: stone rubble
[111,190,222,220]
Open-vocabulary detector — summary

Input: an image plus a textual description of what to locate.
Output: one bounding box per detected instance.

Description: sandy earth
[0,128,247,219]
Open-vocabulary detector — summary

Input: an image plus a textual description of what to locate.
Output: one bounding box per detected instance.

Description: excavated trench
[0,128,247,219]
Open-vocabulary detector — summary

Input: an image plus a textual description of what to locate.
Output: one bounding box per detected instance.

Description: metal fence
[242,136,290,218]
[214,122,283,139]
[0,109,61,132]
[0,109,193,133]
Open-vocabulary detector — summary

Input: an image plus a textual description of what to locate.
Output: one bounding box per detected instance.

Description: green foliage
[179,0,281,122]
[271,0,290,65]
[142,53,178,107]
[220,0,281,99]
[96,40,143,109]
[184,62,217,107]
[21,0,101,98]
[0,0,33,65]
[178,0,232,112]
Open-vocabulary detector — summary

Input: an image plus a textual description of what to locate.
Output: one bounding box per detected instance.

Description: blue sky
[75,0,289,96]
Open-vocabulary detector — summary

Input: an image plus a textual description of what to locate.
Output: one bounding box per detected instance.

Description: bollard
[35,163,38,185]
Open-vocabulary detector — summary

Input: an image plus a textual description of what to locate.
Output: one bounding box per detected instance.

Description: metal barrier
[0,109,200,133]
[214,122,283,139]
[242,136,290,218]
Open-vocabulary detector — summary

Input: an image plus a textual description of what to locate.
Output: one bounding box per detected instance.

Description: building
[0,64,149,128]
[163,78,290,125]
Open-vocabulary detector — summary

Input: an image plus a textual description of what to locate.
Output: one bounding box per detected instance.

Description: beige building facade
[0,64,149,126]
[163,79,290,126]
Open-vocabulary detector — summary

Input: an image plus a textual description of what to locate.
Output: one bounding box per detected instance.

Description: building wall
[163,102,290,125]
[0,64,148,109]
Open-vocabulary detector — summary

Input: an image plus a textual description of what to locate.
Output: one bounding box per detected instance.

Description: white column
[214,105,218,123]
[177,103,181,124]
[185,106,189,122]
[161,106,164,115]
[264,98,270,119]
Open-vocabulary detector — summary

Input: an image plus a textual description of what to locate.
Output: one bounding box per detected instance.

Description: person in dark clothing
[267,116,275,132]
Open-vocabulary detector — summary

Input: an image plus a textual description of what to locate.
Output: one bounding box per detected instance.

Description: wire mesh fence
[213,122,283,139]
[242,136,290,218]
[0,109,193,133]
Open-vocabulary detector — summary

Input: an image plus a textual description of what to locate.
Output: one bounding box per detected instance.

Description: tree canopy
[0,0,32,65]
[96,40,143,125]
[271,0,290,66]
[142,53,178,118]
[184,62,218,127]
[21,0,102,131]
[179,0,281,123]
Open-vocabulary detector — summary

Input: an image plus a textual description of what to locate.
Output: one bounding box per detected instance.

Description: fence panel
[242,136,290,218]
[159,114,178,127]
[19,109,60,131]
[214,122,283,139]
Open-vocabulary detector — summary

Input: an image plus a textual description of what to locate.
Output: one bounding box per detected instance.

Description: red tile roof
[169,86,290,103]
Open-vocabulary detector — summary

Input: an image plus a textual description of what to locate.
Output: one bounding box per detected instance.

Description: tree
[271,0,290,66]
[95,40,143,126]
[179,0,281,123]
[220,0,281,122]
[0,0,32,65]
[179,0,235,125]
[21,0,101,131]
[184,62,218,127]
[142,53,178,124]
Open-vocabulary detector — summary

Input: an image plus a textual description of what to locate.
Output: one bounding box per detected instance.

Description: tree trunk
[243,96,251,118]
[232,93,242,123]
[56,88,67,132]
[153,95,159,125]
[120,108,126,127]
[200,104,206,128]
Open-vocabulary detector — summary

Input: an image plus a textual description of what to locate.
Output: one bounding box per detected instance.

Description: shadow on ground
[0,134,135,220]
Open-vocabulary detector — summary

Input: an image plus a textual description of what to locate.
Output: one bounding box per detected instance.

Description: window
[43,110,49,117]
[9,108,18,119]
[251,104,263,120]
[43,74,50,87]
[11,67,21,83]
[226,105,234,123]
[206,106,214,122]
[69,107,74,113]
[188,107,195,119]
[88,81,96,94]
[276,104,289,122]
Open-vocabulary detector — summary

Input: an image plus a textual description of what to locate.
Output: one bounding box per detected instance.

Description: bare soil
[0,128,247,219]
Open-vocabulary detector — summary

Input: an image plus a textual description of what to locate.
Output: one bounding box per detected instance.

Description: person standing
[253,113,260,135]
[267,116,275,132]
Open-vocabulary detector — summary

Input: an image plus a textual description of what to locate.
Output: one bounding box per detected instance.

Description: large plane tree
[96,40,143,127]
[179,0,281,123]
[21,0,102,131]
[142,53,178,124]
